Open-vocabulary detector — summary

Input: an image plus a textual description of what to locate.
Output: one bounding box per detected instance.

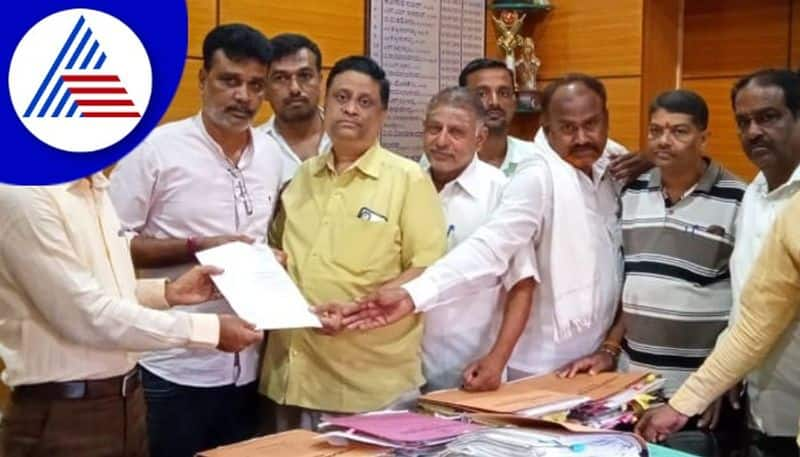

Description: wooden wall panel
[161,58,203,124]
[792,1,800,69]
[604,77,641,151]
[683,0,790,78]
[640,0,682,149]
[186,0,217,59]
[528,0,643,79]
[219,0,365,68]
[682,78,757,180]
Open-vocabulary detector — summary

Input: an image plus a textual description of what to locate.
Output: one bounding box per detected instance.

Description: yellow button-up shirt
[261,143,446,412]
[669,191,800,443]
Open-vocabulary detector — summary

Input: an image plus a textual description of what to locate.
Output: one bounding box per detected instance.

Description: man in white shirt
[258,33,330,184]
[108,24,281,457]
[0,175,262,457]
[420,86,535,392]
[342,74,629,379]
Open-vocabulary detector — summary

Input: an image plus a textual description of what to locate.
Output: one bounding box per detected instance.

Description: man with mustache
[108,24,282,457]
[259,34,330,184]
[558,89,745,455]
[430,58,642,182]
[420,86,535,393]
[260,56,446,431]
[339,74,630,382]
[637,69,800,457]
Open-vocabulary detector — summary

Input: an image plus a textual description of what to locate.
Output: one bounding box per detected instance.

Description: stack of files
[319,411,481,455]
[196,429,383,457]
[568,375,665,429]
[442,414,646,457]
[419,371,650,418]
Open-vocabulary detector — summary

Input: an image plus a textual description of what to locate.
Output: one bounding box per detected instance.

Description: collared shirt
[0,174,219,387]
[618,160,745,396]
[405,147,624,375]
[728,164,800,436]
[109,114,282,387]
[670,191,800,444]
[500,135,538,176]
[259,111,331,184]
[261,142,446,412]
[421,156,536,391]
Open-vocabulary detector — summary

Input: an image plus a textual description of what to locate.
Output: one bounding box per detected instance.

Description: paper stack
[319,411,481,455]
[567,374,664,429]
[419,372,650,418]
[438,426,644,457]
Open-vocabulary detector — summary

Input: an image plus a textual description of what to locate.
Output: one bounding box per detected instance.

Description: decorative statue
[515,37,541,91]
[491,10,526,76]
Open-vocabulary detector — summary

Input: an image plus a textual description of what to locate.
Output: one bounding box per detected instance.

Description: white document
[195,241,321,330]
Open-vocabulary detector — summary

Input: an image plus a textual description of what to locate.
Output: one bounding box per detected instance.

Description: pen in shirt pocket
[446,224,455,238]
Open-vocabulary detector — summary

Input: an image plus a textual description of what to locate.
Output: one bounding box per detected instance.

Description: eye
[358,97,374,108]
[334,92,348,103]
[476,88,488,99]
[499,88,513,98]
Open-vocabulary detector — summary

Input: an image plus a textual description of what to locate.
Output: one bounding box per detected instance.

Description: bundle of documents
[195,241,321,330]
[319,411,481,454]
[436,426,644,457]
[567,374,664,429]
[197,429,383,456]
[419,372,650,419]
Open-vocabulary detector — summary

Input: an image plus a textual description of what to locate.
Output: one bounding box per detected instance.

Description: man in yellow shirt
[637,191,800,453]
[261,55,447,430]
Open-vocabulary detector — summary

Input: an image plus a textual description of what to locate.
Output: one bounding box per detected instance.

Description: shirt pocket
[332,218,400,277]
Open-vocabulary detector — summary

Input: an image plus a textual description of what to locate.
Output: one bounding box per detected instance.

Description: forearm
[603,302,626,346]
[382,267,425,289]
[488,278,535,362]
[131,236,195,268]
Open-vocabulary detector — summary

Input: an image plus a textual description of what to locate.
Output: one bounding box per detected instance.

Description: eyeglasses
[227,166,253,228]
[647,124,696,143]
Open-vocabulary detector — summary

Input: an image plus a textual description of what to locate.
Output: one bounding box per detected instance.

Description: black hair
[541,73,608,114]
[649,89,709,130]
[458,58,514,87]
[731,68,800,118]
[202,23,272,70]
[270,33,322,71]
[326,56,390,109]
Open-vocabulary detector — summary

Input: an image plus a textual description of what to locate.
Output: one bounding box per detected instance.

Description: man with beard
[637,69,800,457]
[261,56,446,431]
[338,74,629,383]
[108,24,282,457]
[259,34,330,184]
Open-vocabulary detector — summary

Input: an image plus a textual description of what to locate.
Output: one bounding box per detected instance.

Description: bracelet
[598,346,619,360]
[601,339,622,352]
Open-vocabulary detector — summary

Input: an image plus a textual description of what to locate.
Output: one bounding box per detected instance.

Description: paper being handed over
[195,241,321,330]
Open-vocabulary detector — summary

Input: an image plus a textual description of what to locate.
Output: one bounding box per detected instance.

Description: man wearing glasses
[558,89,745,455]
[108,24,282,457]
[258,33,330,184]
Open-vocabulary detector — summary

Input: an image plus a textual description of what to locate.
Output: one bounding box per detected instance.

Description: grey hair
[424,86,487,123]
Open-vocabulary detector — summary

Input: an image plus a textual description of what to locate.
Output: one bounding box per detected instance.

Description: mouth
[285,98,309,107]
[226,108,253,119]
[487,109,505,120]
[336,120,360,129]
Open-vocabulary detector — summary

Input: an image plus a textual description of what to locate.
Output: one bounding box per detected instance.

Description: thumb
[198,264,224,276]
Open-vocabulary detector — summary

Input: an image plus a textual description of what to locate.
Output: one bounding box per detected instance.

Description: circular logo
[8,8,152,153]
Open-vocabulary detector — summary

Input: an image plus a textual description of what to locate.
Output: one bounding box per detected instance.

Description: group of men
[1,22,799,457]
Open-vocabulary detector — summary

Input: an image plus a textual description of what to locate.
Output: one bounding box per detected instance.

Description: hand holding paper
[195,242,321,330]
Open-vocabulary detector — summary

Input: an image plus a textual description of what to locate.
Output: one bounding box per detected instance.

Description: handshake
[312,286,418,335]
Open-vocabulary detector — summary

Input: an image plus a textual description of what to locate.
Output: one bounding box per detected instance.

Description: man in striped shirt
[559,89,745,450]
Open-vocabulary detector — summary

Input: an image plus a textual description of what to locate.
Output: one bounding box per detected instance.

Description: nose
[434,129,450,148]
[574,127,590,145]
[289,75,301,95]
[743,119,765,141]
[342,98,358,116]
[233,83,248,102]
[488,90,500,107]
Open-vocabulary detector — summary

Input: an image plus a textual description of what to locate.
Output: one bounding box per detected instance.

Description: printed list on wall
[369,0,486,159]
